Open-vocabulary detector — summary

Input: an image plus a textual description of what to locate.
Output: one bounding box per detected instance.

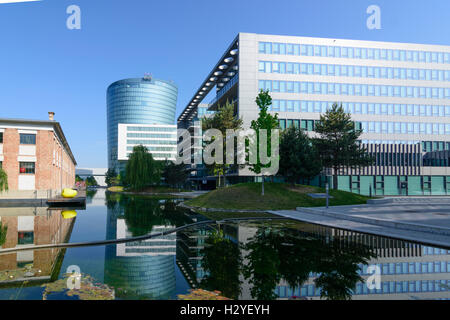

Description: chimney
[48,112,55,121]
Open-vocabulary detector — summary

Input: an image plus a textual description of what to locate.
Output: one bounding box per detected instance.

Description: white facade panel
[18,216,34,231]
[18,175,35,190]
[117,123,177,161]
[19,145,36,156]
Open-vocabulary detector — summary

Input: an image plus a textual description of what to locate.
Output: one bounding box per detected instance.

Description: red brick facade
[0,209,74,278]
[0,122,76,192]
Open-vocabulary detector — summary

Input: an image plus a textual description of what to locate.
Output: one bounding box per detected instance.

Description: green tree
[0,168,8,192]
[75,175,84,183]
[200,229,242,299]
[105,168,117,186]
[249,90,279,195]
[242,228,281,300]
[202,100,243,188]
[279,126,322,185]
[0,221,7,246]
[85,176,98,186]
[125,145,160,191]
[313,103,373,190]
[162,160,189,189]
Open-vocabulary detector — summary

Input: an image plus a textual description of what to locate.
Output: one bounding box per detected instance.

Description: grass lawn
[107,186,124,192]
[185,182,372,211]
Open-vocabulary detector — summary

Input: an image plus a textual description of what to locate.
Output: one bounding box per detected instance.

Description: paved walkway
[170,191,209,198]
[269,198,450,248]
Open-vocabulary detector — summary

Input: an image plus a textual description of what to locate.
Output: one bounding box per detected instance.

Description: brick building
[0,207,75,285]
[0,113,76,192]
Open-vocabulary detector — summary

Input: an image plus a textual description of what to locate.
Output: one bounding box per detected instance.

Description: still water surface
[0,189,449,300]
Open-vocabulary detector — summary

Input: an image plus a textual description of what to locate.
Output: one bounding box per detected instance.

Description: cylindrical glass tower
[107,77,178,171]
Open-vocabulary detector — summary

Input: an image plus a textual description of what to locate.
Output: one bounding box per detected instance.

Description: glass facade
[258,41,450,64]
[107,78,178,170]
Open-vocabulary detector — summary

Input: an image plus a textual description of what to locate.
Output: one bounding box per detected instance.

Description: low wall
[0,189,61,201]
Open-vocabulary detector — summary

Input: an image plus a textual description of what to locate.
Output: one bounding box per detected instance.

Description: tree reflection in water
[201,225,377,300]
[199,229,242,300]
[106,193,192,237]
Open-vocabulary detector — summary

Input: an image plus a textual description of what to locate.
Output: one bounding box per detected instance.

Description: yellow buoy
[62,188,78,198]
[61,210,77,219]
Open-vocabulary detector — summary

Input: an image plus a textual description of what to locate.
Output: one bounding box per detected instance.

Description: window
[20,134,36,145]
[0,132,2,143]
[18,232,34,245]
[19,162,35,174]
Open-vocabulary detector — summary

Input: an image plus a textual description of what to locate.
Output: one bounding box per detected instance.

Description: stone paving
[305,200,450,231]
[269,198,450,248]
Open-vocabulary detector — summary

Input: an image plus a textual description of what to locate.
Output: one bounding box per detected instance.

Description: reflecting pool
[0,189,449,300]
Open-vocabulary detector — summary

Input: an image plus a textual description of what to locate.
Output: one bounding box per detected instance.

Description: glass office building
[178,33,450,195]
[107,77,178,171]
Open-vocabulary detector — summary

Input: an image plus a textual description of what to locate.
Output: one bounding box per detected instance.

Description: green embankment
[185,182,372,211]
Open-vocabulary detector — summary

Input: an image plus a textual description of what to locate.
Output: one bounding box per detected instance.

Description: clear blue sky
[0,0,449,167]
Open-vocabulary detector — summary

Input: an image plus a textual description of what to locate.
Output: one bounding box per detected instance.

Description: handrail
[0,217,288,254]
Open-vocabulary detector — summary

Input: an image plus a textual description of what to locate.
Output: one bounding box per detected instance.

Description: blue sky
[0,0,449,167]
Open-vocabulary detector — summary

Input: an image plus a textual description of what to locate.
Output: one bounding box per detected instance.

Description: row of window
[259,80,450,100]
[269,99,450,117]
[276,279,450,298]
[127,133,176,139]
[259,60,450,82]
[354,280,450,296]
[126,152,175,159]
[127,126,176,132]
[359,261,450,276]
[357,121,450,136]
[258,41,450,64]
[278,118,450,136]
[126,139,177,145]
[0,133,36,145]
[423,158,450,167]
[126,146,176,152]
[357,141,450,153]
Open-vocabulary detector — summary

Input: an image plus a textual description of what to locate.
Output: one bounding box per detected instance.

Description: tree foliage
[162,160,189,189]
[249,90,279,175]
[200,229,242,299]
[313,103,373,189]
[125,145,161,191]
[85,176,98,186]
[105,168,118,187]
[279,126,323,185]
[242,227,376,300]
[0,221,7,246]
[0,168,8,192]
[202,100,243,187]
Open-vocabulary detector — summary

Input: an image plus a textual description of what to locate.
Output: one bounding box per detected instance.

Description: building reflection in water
[103,194,195,299]
[176,221,450,300]
[0,206,75,287]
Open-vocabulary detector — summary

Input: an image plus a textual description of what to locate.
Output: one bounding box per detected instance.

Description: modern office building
[104,199,177,299]
[107,76,178,172]
[0,113,76,193]
[178,32,450,195]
